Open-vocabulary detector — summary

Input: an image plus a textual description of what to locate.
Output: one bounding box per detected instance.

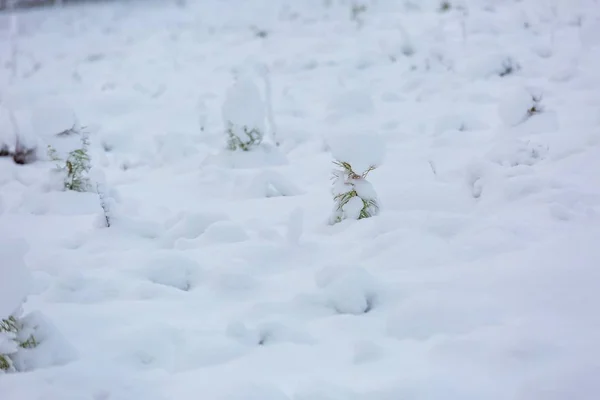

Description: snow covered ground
[1,0,600,398]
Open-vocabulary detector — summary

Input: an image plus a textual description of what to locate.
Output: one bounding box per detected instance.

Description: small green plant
[226,122,263,151]
[351,3,368,27]
[48,128,92,192]
[330,161,379,224]
[0,315,37,372]
[439,1,452,12]
[528,94,543,116]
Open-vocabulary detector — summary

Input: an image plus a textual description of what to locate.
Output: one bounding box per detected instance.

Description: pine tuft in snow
[329,161,381,224]
[0,239,35,372]
[47,126,93,192]
[222,74,266,151]
[327,134,384,224]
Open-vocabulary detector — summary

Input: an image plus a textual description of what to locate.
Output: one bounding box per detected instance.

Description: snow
[341,196,364,221]
[353,178,378,201]
[0,239,31,318]
[222,74,266,140]
[328,133,386,174]
[497,87,538,127]
[0,0,600,398]
[285,207,303,245]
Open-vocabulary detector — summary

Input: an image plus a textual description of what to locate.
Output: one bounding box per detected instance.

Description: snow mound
[203,144,288,169]
[222,75,266,137]
[327,89,375,119]
[199,221,249,244]
[163,212,229,246]
[226,321,315,346]
[498,88,537,127]
[315,266,379,315]
[11,311,77,372]
[153,133,202,165]
[242,170,303,198]
[352,340,384,364]
[142,254,203,291]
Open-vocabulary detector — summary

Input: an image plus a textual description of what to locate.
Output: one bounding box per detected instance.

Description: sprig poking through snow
[222,75,266,151]
[0,240,37,373]
[330,161,380,224]
[0,314,38,372]
[47,126,92,192]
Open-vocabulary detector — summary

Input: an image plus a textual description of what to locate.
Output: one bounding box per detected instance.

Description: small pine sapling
[0,314,37,372]
[226,122,263,151]
[330,160,380,224]
[47,128,92,192]
[0,239,41,373]
[222,75,266,152]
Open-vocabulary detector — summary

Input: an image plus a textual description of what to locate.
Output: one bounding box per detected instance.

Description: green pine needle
[226,122,263,151]
[47,128,92,192]
[1,315,38,372]
[331,160,379,224]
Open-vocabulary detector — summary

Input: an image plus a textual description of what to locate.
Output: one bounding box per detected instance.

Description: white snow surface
[328,133,386,174]
[0,0,600,398]
[0,239,31,318]
[497,87,537,127]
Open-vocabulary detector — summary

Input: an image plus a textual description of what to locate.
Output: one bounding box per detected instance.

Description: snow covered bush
[327,134,385,224]
[0,239,36,373]
[330,161,379,224]
[222,75,266,151]
[1,315,37,372]
[1,240,74,373]
[47,127,92,192]
[315,265,379,315]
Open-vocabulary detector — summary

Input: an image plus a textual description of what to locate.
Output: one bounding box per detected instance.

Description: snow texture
[0,239,31,318]
[497,87,537,127]
[1,0,600,399]
[328,133,385,174]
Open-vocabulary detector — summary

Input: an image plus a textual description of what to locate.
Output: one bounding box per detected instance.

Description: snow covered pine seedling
[47,126,92,192]
[222,74,266,151]
[0,240,37,373]
[328,134,385,224]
